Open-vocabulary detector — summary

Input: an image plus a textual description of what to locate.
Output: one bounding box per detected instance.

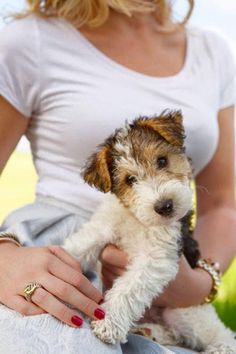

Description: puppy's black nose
[154,199,173,217]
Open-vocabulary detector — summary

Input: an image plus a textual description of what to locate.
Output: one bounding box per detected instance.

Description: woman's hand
[100,244,128,290]
[0,242,104,327]
[100,245,212,308]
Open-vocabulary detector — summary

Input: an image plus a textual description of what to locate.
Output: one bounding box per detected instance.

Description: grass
[214,258,236,331]
[0,151,236,331]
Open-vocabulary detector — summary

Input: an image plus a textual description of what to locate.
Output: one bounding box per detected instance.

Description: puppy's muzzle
[154,199,174,217]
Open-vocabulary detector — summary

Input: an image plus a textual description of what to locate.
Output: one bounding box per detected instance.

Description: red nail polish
[94,308,105,320]
[98,299,104,305]
[71,315,83,327]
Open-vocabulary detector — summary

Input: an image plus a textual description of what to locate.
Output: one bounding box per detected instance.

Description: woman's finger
[31,287,84,327]
[153,295,168,308]
[102,264,125,277]
[47,255,103,304]
[100,244,129,269]
[48,245,81,272]
[101,266,115,290]
[41,274,105,321]
[101,266,115,282]
[8,295,46,316]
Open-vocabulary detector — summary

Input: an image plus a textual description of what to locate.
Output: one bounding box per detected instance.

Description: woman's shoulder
[0,15,39,57]
[188,27,235,109]
[188,26,235,82]
[0,14,66,53]
[188,26,235,60]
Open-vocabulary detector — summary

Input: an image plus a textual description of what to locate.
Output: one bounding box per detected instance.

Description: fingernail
[98,299,104,305]
[71,315,83,327]
[94,308,105,320]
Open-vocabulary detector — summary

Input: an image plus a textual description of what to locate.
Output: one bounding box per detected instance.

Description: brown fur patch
[83,144,112,193]
[133,111,185,147]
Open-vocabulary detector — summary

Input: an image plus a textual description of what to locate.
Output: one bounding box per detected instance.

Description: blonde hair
[24,0,194,29]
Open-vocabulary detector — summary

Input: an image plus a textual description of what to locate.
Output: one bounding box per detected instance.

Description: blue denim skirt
[0,197,197,354]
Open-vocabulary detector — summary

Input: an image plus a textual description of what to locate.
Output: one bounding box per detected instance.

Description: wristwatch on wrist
[196,258,221,304]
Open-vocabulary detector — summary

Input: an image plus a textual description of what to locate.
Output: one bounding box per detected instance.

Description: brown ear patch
[82,144,112,193]
[133,110,185,147]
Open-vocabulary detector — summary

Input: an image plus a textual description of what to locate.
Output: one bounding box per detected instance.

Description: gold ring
[24,282,43,302]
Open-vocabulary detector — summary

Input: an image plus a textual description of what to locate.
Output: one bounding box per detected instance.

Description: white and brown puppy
[63,112,236,353]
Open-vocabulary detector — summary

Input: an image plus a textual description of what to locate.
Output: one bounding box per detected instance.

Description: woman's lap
[0,199,197,354]
[0,303,196,354]
[0,303,198,354]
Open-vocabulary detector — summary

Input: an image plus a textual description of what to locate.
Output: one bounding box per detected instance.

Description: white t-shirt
[0,15,235,213]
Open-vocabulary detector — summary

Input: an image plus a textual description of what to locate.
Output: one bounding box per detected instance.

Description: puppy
[63,111,236,353]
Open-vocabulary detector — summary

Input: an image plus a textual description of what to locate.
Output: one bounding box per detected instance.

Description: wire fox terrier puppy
[63,111,236,353]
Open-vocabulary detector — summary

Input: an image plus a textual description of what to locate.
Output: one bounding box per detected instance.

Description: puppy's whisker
[196,184,210,195]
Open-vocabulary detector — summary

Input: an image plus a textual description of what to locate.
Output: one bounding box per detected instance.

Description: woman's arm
[0,96,29,173]
[194,105,236,272]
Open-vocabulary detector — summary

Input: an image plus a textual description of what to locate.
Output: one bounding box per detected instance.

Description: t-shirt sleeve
[216,34,236,110]
[0,17,40,117]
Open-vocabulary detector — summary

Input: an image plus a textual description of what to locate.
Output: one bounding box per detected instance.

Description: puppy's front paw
[91,318,127,344]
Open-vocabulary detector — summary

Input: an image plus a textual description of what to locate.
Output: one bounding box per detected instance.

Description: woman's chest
[28,60,220,176]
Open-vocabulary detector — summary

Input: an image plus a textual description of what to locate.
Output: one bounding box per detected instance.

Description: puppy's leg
[63,221,114,272]
[162,304,236,353]
[91,251,179,344]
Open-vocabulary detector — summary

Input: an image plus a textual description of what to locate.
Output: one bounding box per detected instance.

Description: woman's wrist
[195,259,222,304]
[190,267,213,305]
[0,241,20,251]
[174,263,213,307]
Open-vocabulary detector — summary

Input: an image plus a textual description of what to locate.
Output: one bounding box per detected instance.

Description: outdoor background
[0,0,236,330]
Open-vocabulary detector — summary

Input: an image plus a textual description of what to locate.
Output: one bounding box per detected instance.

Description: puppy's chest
[111,216,180,257]
[112,216,165,255]
[113,219,147,253]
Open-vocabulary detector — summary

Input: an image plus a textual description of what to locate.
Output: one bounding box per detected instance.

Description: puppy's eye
[125,175,138,186]
[157,156,168,168]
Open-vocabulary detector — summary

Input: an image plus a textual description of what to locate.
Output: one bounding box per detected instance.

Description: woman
[0,0,235,353]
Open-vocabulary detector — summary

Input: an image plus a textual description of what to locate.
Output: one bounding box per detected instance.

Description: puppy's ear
[135,110,185,147]
[82,144,112,193]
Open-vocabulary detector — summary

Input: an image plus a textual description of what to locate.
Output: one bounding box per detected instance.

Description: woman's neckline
[62,18,193,83]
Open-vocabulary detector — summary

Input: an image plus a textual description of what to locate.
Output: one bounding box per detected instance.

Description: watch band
[196,258,221,304]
